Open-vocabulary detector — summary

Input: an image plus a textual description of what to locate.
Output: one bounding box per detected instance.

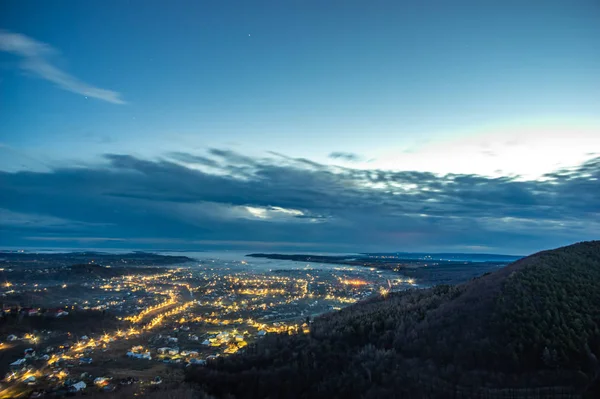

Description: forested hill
[187,241,600,399]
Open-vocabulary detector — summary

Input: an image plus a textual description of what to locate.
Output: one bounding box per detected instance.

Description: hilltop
[0,251,193,269]
[188,241,600,398]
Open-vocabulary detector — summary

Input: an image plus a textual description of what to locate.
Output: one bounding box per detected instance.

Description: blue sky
[0,1,599,253]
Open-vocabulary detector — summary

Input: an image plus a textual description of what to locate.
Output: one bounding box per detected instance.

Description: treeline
[187,241,600,398]
[0,309,121,335]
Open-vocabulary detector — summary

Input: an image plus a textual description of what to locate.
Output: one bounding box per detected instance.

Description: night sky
[1,1,599,254]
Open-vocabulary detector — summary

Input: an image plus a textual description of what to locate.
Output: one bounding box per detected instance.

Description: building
[24,308,38,316]
[70,381,87,392]
[47,308,69,318]
[127,351,152,360]
[10,358,26,368]
[157,347,176,355]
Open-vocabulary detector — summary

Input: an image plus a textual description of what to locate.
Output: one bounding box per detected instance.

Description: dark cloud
[0,150,598,254]
[329,152,363,162]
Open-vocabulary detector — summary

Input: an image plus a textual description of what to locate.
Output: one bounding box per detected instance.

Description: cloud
[0,30,125,104]
[24,236,125,243]
[22,236,341,249]
[0,144,51,172]
[329,152,363,162]
[169,152,221,169]
[0,208,111,230]
[0,150,598,253]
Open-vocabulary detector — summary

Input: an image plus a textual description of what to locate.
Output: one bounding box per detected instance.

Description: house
[151,376,162,385]
[10,358,26,367]
[94,377,110,386]
[157,347,172,354]
[188,358,206,365]
[119,377,136,385]
[103,384,116,392]
[79,357,93,364]
[127,351,152,360]
[69,381,86,392]
[216,332,229,341]
[24,375,36,384]
[25,308,38,317]
[168,348,179,356]
[167,337,178,343]
[257,330,267,337]
[190,334,199,341]
[7,334,18,341]
[201,339,211,346]
[47,308,69,318]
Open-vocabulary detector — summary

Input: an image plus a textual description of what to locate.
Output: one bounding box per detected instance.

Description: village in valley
[0,251,414,398]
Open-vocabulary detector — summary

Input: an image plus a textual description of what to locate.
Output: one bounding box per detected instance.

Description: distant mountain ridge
[363,251,523,262]
[247,252,518,285]
[190,241,600,398]
[248,251,522,261]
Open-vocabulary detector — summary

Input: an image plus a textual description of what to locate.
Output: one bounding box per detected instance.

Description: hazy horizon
[0,245,525,256]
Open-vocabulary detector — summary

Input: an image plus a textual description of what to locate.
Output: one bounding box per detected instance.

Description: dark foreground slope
[187,241,600,399]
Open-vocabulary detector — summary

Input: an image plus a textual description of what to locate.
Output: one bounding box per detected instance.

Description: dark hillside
[0,263,170,284]
[66,263,169,278]
[187,241,600,399]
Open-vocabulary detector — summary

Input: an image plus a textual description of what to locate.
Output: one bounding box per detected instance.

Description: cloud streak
[329,152,362,162]
[0,30,125,104]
